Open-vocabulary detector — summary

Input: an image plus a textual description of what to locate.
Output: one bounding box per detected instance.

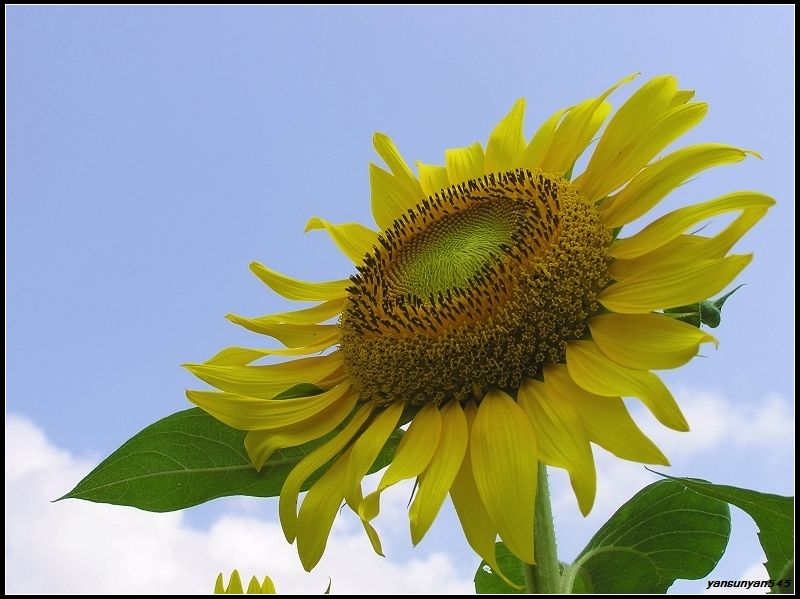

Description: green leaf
[656,475,793,583]
[562,479,731,593]
[474,542,525,594]
[61,384,401,512]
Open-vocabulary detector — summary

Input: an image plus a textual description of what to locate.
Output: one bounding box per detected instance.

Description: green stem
[524,463,561,594]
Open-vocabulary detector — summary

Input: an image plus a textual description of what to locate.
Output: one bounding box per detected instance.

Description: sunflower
[185,74,773,573]
[215,571,276,594]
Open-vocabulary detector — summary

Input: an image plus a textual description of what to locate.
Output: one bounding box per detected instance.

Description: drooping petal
[244,386,358,469]
[484,99,526,173]
[600,144,757,228]
[296,449,352,571]
[600,254,752,313]
[358,403,442,522]
[416,161,451,197]
[186,378,351,431]
[609,192,775,260]
[279,404,373,543]
[343,401,404,509]
[566,341,688,431]
[470,389,538,564]
[305,217,378,264]
[518,377,596,515]
[369,162,419,230]
[445,143,485,186]
[249,262,349,301]
[589,313,717,370]
[373,132,425,200]
[545,366,669,465]
[450,401,520,588]
[184,352,344,400]
[409,399,468,544]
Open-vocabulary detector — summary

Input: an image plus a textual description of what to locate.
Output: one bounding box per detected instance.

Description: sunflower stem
[524,463,560,593]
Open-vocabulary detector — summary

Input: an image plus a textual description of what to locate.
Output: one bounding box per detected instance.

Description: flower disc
[340,169,610,406]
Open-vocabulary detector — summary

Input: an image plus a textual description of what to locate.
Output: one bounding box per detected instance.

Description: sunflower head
[341,170,610,407]
[186,73,773,573]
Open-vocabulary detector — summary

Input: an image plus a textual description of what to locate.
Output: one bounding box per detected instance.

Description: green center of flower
[392,201,517,300]
[340,169,610,406]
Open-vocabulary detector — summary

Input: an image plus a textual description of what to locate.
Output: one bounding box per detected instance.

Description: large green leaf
[474,542,526,594]
[562,479,732,593]
[61,385,401,512]
[659,475,793,583]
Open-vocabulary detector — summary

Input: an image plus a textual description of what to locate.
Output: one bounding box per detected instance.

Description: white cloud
[4,414,472,595]
[6,388,792,594]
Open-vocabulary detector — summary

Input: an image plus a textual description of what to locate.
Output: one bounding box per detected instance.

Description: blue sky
[7,6,794,594]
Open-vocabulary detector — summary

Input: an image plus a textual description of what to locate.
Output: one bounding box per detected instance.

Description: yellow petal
[484,98,526,173]
[445,142,485,186]
[409,399,468,544]
[581,99,708,203]
[600,254,752,313]
[260,576,276,594]
[589,313,717,370]
[305,217,378,264]
[186,378,350,431]
[519,107,568,172]
[669,89,695,107]
[358,403,442,522]
[609,192,775,260]
[247,576,262,594]
[296,449,351,571]
[577,75,678,201]
[373,132,424,198]
[539,73,638,174]
[449,402,511,584]
[218,570,243,594]
[230,299,345,326]
[518,377,596,515]
[566,341,688,431]
[279,404,373,543]
[545,366,669,465]
[244,386,358,469]
[184,352,344,400]
[416,161,451,197]
[205,346,275,366]
[540,100,611,174]
[249,262,348,302]
[369,162,418,230]
[343,401,404,509]
[225,317,338,349]
[610,195,770,281]
[600,144,756,228]
[470,389,538,564]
